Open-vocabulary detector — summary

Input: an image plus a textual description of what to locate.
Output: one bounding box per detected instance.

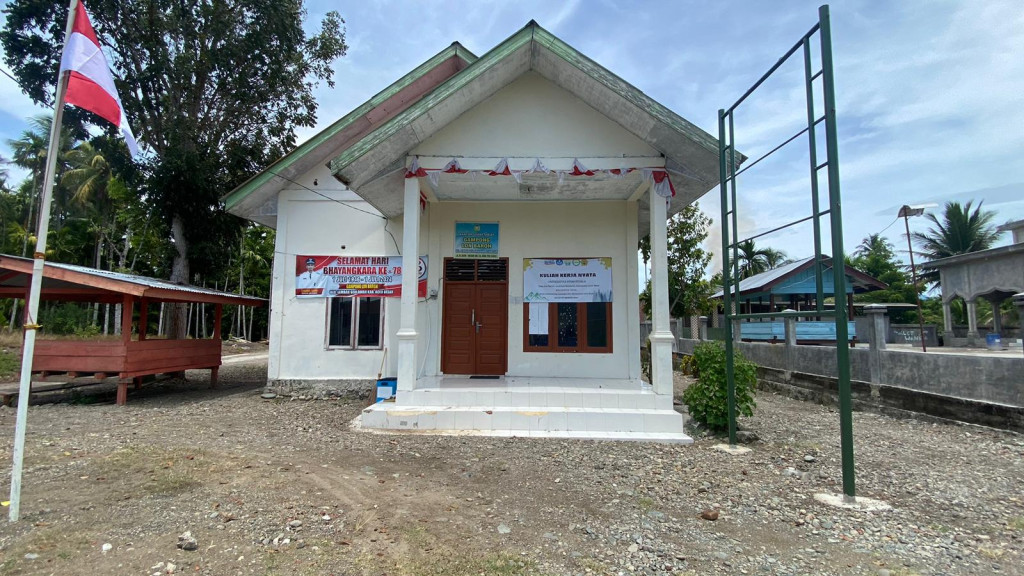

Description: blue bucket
[375,377,398,402]
[986,333,1002,350]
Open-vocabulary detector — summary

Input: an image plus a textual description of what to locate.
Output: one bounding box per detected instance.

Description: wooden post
[116,380,128,406]
[211,304,222,388]
[120,295,134,344]
[847,293,855,323]
[138,298,148,340]
[213,304,223,340]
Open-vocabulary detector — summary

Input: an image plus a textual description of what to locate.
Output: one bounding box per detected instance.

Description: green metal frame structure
[718,5,856,500]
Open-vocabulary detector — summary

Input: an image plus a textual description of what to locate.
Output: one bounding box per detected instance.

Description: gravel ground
[0,359,1020,576]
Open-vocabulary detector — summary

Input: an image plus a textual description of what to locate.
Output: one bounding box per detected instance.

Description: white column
[625,201,642,380]
[397,177,421,393]
[267,193,288,384]
[966,298,979,340]
[941,300,953,334]
[648,191,674,396]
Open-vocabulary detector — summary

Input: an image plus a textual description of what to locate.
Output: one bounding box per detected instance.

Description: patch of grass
[386,550,537,576]
[637,496,654,514]
[95,445,209,496]
[979,546,1006,560]
[0,349,20,380]
[1008,516,1024,531]
[0,527,91,575]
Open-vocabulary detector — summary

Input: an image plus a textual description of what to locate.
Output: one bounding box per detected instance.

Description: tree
[640,204,715,318]
[2,0,347,337]
[735,239,788,279]
[848,233,920,322]
[911,200,1000,283]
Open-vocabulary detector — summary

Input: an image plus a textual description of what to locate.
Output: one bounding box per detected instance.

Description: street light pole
[900,205,928,352]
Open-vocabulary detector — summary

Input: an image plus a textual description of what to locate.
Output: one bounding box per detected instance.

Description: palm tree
[7,115,74,255]
[735,240,788,279]
[62,141,112,207]
[911,200,1000,283]
[854,233,893,260]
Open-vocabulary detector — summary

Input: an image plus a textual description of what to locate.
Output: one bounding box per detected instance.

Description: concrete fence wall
[677,305,1024,428]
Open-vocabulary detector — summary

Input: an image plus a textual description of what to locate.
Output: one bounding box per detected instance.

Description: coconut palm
[735,240,788,279]
[62,141,112,207]
[912,200,1000,283]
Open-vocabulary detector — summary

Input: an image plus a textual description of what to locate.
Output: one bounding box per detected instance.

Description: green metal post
[718,109,737,447]
[803,39,825,313]
[819,3,856,501]
[724,113,741,444]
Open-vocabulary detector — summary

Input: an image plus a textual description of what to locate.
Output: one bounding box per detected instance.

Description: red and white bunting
[404,156,676,199]
[58,0,138,155]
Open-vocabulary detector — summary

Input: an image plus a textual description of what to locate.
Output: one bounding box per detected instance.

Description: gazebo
[0,255,263,404]
[925,223,1024,345]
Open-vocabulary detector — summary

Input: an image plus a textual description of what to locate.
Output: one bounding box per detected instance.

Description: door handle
[475,321,482,334]
[471,309,475,327]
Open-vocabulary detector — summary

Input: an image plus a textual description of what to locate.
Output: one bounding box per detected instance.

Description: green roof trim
[223,43,477,210]
[327,20,722,177]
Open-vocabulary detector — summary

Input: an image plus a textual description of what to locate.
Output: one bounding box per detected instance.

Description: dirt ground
[0,358,1021,576]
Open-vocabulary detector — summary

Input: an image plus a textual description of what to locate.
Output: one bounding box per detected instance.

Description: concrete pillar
[1014,293,1024,356]
[648,190,674,396]
[865,304,887,385]
[941,299,953,334]
[783,309,796,372]
[396,176,421,393]
[966,298,980,344]
[783,310,797,347]
[698,316,708,341]
[989,297,1004,335]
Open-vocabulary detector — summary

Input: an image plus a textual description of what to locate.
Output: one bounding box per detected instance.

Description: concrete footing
[712,443,752,455]
[814,492,891,511]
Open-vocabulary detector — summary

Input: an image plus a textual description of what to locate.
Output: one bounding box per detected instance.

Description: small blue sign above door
[454,222,499,259]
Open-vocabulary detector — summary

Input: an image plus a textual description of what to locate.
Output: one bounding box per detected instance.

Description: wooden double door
[441,259,508,375]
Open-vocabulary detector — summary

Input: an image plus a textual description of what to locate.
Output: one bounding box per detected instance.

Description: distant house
[222,21,725,441]
[711,256,887,318]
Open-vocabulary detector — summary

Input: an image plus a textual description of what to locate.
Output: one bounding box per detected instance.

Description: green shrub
[678,354,697,376]
[38,303,94,335]
[682,341,757,431]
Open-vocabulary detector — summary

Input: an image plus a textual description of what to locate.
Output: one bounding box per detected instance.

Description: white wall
[415,201,641,380]
[411,72,659,159]
[270,187,403,381]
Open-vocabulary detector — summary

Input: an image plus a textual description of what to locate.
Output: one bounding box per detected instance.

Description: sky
[1,0,1022,272]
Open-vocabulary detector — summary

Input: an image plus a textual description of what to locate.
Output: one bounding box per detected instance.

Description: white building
[225,22,722,441]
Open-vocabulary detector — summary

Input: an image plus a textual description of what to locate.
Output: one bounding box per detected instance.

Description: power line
[267,170,385,220]
[266,169,401,252]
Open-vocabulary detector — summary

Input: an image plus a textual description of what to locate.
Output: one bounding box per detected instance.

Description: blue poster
[454,222,499,259]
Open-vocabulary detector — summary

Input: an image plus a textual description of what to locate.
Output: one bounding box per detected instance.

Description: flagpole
[8,0,78,523]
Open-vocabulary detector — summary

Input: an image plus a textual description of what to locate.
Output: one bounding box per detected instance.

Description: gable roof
[711,256,888,298]
[223,42,477,227]
[226,21,730,227]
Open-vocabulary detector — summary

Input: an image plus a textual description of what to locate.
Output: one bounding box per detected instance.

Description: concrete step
[397,387,673,410]
[360,404,690,442]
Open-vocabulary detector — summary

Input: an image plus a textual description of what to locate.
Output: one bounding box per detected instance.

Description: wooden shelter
[0,255,263,405]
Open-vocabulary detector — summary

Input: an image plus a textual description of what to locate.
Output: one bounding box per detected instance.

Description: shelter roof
[224,21,731,227]
[0,255,264,306]
[923,242,1024,269]
[711,256,887,298]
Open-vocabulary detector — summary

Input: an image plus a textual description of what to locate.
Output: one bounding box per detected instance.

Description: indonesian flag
[58,0,138,155]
